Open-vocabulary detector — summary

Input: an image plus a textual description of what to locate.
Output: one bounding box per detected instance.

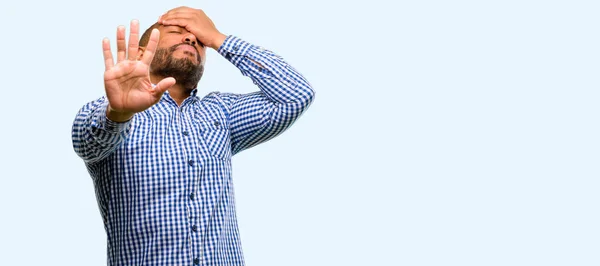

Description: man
[72,6,315,266]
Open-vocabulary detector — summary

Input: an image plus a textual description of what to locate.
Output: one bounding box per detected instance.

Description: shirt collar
[155,86,199,106]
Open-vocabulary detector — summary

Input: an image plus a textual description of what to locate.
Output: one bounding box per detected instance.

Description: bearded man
[71,6,315,266]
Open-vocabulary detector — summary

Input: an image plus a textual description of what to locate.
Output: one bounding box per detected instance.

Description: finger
[140,29,160,65]
[160,18,186,27]
[160,6,192,19]
[128,20,140,61]
[154,77,176,95]
[102,38,114,71]
[159,10,194,24]
[160,18,193,31]
[116,25,126,63]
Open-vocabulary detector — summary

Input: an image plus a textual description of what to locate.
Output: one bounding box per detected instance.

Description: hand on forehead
[160,25,186,31]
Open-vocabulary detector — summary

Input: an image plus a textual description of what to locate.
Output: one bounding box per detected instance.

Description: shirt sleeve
[216,35,316,155]
[71,96,132,164]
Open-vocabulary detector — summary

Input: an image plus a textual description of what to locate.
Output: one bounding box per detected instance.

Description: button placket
[179,103,202,265]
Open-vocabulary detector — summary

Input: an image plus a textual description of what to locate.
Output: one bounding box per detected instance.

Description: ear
[137,47,146,61]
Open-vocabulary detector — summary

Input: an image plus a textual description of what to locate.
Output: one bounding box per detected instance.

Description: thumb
[153,77,176,96]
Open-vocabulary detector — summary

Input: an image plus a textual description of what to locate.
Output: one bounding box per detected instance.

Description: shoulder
[198,91,246,113]
[200,91,239,106]
[193,91,230,120]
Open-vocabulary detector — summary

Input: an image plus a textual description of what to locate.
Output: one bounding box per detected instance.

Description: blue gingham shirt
[72,35,315,266]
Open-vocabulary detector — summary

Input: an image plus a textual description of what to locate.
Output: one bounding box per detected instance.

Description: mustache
[168,43,202,62]
[169,43,199,54]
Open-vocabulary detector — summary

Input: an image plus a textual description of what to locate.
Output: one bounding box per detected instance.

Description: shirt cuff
[95,101,131,134]
[218,35,253,67]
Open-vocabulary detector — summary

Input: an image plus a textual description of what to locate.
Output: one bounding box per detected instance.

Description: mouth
[176,44,198,56]
[167,43,202,63]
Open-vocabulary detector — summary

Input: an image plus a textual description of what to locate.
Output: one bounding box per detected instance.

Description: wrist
[208,33,227,50]
[106,106,134,122]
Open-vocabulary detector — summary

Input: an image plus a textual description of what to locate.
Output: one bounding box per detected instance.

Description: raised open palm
[103,20,175,118]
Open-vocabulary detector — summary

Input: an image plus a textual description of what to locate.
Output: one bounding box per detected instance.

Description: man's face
[150,25,207,90]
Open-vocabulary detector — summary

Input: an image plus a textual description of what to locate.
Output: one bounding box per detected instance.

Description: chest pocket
[198,118,232,160]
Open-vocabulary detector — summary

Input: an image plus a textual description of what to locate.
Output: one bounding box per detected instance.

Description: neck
[151,76,193,106]
[168,85,193,106]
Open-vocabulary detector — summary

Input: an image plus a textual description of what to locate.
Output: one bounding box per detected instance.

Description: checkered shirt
[72,35,315,266]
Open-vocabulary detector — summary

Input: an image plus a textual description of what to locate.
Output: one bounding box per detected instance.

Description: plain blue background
[0,0,598,265]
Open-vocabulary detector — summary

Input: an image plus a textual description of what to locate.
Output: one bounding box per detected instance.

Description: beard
[150,44,204,90]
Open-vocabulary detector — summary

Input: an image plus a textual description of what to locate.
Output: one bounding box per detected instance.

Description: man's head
[139,23,206,90]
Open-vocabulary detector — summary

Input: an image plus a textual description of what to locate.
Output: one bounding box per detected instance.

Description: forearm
[218,36,315,109]
[72,97,131,163]
[216,36,315,153]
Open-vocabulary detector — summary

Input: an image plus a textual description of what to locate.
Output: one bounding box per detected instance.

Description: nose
[183,33,197,46]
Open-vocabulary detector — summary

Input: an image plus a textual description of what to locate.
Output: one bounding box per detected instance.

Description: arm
[159,7,315,154]
[217,36,315,154]
[72,20,175,163]
[72,97,132,163]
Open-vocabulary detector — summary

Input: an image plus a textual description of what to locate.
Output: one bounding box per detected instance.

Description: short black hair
[139,22,161,47]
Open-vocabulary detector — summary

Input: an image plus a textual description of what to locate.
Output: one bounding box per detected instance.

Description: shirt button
[190,193,195,200]
[233,45,240,51]
[192,225,198,232]
[182,131,189,136]
[194,258,200,264]
[213,121,220,127]
[188,160,195,166]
